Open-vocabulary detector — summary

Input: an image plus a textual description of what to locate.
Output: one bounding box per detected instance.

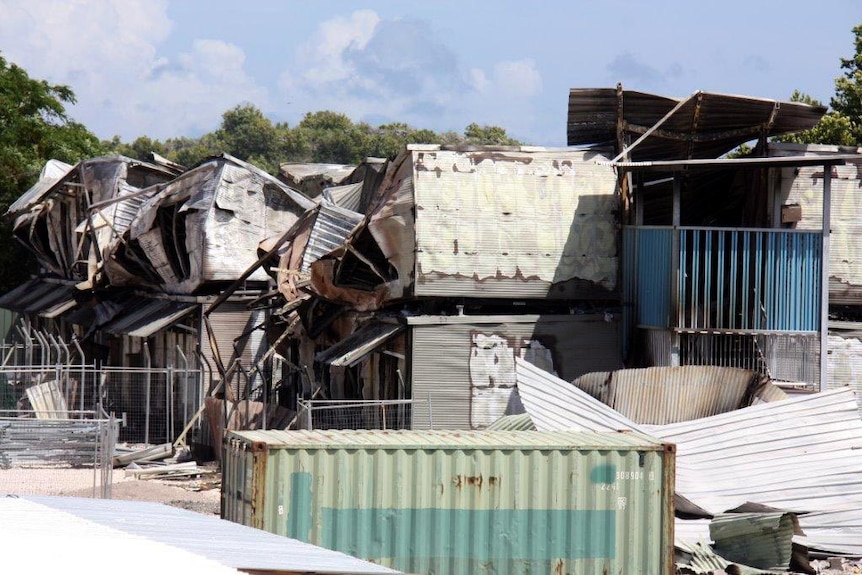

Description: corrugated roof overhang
[0,278,78,318]
[567,88,827,161]
[100,298,198,338]
[315,321,404,367]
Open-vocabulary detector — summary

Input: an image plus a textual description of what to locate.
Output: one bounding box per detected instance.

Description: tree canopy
[779,24,862,146]
[107,106,524,172]
[0,53,104,290]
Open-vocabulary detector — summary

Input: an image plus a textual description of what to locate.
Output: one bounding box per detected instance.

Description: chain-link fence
[0,412,118,498]
[296,399,424,430]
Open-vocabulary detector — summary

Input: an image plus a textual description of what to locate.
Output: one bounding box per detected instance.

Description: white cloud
[0,0,268,140]
[492,59,543,99]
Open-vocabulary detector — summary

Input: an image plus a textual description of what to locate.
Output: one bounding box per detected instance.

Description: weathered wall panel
[409,314,622,430]
[772,144,862,304]
[410,148,619,299]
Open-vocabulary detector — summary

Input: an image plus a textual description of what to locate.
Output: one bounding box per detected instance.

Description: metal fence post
[144,342,151,445]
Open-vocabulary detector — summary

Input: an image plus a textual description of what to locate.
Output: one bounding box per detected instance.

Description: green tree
[463,123,522,146]
[295,111,368,164]
[780,24,862,146]
[0,54,104,290]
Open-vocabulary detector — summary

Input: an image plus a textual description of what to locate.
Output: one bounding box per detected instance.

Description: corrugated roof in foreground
[9,495,401,574]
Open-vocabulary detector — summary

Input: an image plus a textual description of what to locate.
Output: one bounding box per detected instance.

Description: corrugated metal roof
[486,413,536,431]
[315,321,403,367]
[7,495,400,574]
[0,497,239,575]
[567,88,826,161]
[5,159,74,215]
[323,181,364,212]
[515,359,862,555]
[710,513,797,571]
[571,366,787,425]
[515,357,648,433]
[300,201,363,273]
[0,278,78,317]
[795,508,862,555]
[228,428,665,451]
[100,298,197,338]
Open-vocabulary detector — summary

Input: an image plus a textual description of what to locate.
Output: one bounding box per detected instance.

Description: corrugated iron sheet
[11,495,399,574]
[315,321,403,368]
[829,331,862,409]
[568,89,825,161]
[710,513,797,571]
[300,201,363,273]
[5,159,73,215]
[223,429,674,575]
[571,366,787,425]
[100,298,197,338]
[409,314,622,430]
[0,277,77,317]
[515,358,862,555]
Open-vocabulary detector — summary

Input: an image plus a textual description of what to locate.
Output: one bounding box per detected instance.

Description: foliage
[105,105,524,174]
[779,24,862,146]
[0,53,104,290]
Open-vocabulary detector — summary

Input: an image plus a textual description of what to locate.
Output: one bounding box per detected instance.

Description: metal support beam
[820,165,832,392]
[670,173,682,367]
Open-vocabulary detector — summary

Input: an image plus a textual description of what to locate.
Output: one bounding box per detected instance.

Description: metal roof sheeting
[6,495,400,574]
[0,497,240,575]
[100,298,197,338]
[571,366,787,425]
[515,357,647,433]
[514,359,862,555]
[315,321,403,367]
[0,278,77,317]
[567,88,826,161]
[5,159,74,215]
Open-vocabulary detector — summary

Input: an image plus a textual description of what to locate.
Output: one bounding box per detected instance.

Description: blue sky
[1,1,859,146]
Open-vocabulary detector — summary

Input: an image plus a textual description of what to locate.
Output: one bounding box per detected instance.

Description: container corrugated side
[222,430,675,575]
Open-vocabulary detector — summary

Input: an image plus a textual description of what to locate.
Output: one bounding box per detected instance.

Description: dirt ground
[0,463,222,515]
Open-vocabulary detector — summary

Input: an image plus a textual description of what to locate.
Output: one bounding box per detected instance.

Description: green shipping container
[222,429,675,575]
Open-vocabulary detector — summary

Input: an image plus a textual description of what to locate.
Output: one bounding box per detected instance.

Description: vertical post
[670,173,682,366]
[166,363,173,444]
[820,164,832,392]
[144,341,151,445]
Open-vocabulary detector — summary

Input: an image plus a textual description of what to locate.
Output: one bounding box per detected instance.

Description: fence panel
[0,414,118,498]
[296,399,420,431]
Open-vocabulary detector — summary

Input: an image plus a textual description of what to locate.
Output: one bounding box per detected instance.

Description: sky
[1,1,860,147]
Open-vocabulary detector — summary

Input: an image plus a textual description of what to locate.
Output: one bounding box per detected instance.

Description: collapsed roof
[567,88,827,161]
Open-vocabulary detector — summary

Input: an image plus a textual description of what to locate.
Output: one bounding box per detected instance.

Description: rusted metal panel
[568,89,826,161]
[409,314,622,430]
[571,365,787,425]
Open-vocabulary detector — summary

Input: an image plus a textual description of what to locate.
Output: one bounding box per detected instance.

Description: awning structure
[567,88,827,161]
[315,322,404,368]
[63,292,198,338]
[0,278,78,318]
[100,298,198,338]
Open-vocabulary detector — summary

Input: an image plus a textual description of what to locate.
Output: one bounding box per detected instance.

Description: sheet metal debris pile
[512,358,862,572]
